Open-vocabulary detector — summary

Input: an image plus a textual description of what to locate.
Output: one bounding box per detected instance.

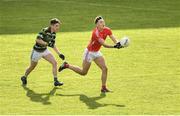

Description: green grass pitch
[0,0,180,115]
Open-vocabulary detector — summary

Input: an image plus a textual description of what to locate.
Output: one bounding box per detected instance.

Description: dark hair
[50,18,61,25]
[94,16,103,24]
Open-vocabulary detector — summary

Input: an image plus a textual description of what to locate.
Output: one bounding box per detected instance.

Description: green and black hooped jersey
[33,27,56,52]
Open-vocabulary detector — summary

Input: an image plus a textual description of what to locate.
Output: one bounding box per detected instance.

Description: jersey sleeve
[37,28,48,40]
[36,28,46,39]
[52,33,56,40]
[107,28,112,36]
[36,32,44,39]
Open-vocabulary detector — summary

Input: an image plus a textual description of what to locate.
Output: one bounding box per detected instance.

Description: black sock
[24,75,27,78]
[54,77,58,82]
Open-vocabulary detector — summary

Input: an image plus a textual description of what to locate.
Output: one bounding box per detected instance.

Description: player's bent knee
[81,71,88,76]
[52,61,57,67]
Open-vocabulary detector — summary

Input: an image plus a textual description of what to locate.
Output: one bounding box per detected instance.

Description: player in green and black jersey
[21,18,65,86]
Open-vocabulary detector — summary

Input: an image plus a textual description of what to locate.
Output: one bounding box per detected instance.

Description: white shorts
[30,49,51,62]
[83,48,103,62]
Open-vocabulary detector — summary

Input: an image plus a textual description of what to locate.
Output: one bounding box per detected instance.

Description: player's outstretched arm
[98,38,114,48]
[53,45,65,60]
[98,38,122,49]
[109,34,118,44]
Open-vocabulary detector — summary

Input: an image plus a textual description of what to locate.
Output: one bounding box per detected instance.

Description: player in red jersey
[59,16,123,92]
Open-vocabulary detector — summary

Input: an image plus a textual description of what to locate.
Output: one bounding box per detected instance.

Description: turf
[0,0,180,115]
[1,0,180,34]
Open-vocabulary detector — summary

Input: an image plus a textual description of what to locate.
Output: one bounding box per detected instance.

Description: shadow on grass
[22,85,60,105]
[21,85,125,108]
[57,93,125,109]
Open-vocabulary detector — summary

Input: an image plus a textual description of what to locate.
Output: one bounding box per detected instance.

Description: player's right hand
[114,42,123,49]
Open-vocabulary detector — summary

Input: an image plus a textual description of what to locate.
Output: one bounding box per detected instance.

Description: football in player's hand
[119,36,130,47]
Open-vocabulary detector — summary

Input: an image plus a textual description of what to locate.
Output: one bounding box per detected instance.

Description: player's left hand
[59,54,65,60]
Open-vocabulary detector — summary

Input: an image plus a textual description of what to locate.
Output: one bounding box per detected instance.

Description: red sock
[65,64,69,68]
[102,85,106,89]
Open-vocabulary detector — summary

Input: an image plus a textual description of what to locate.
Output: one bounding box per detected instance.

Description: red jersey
[87,27,112,52]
